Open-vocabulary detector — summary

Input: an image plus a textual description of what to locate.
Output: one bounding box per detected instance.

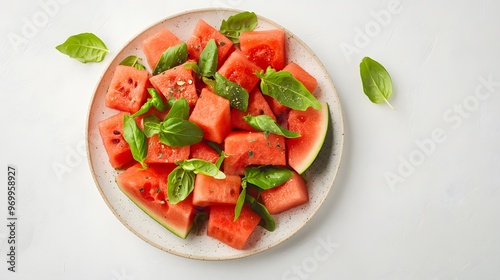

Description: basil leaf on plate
[142,114,162,137]
[55,32,108,63]
[164,98,190,120]
[131,88,167,118]
[122,114,147,168]
[167,166,195,204]
[220,11,258,43]
[119,55,146,70]
[233,185,246,222]
[179,159,226,179]
[243,115,300,138]
[153,42,188,75]
[256,67,322,111]
[192,212,209,235]
[198,39,218,78]
[159,118,204,147]
[244,166,293,190]
[359,56,394,108]
[246,194,275,231]
[214,72,249,112]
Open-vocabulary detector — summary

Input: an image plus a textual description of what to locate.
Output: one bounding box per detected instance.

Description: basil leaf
[55,32,108,63]
[153,42,188,75]
[148,88,167,112]
[198,39,218,78]
[206,140,223,156]
[215,151,226,169]
[131,88,167,118]
[165,98,189,120]
[122,114,147,168]
[179,159,225,179]
[220,11,258,43]
[245,194,275,231]
[119,55,146,70]
[233,187,246,222]
[214,72,249,112]
[167,166,195,204]
[257,67,322,111]
[359,56,394,108]
[143,114,162,137]
[244,115,300,138]
[159,118,204,147]
[244,166,293,190]
[183,61,200,76]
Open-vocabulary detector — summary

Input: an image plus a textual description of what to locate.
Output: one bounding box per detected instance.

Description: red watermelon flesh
[261,171,308,214]
[187,19,234,67]
[192,174,241,207]
[97,112,133,169]
[105,65,150,114]
[149,62,198,107]
[142,28,183,70]
[239,29,286,71]
[116,163,196,239]
[207,204,261,250]
[287,102,329,174]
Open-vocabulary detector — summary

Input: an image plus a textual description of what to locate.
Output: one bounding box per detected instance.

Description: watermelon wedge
[287,102,329,174]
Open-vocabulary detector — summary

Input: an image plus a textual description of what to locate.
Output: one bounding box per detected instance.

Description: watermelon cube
[142,28,182,69]
[187,19,234,67]
[149,62,198,107]
[116,163,196,238]
[145,134,190,164]
[239,29,286,71]
[190,142,220,164]
[260,171,309,214]
[207,205,261,250]
[189,88,231,144]
[223,132,286,175]
[218,50,262,93]
[192,174,241,207]
[105,65,150,114]
[97,112,133,169]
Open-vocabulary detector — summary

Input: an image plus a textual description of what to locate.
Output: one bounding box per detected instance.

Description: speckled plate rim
[86,7,344,261]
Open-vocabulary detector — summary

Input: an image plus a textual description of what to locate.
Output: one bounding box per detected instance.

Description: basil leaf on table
[55,32,108,63]
[167,166,195,204]
[244,166,293,190]
[122,114,147,168]
[214,72,249,112]
[220,11,258,43]
[119,55,146,70]
[359,56,394,108]
[256,67,322,111]
[198,39,218,78]
[153,42,188,75]
[159,118,204,147]
[243,115,300,138]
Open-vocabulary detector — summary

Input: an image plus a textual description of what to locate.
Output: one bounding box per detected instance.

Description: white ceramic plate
[86,8,344,260]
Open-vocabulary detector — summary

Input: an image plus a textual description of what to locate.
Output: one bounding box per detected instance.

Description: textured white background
[1,0,500,279]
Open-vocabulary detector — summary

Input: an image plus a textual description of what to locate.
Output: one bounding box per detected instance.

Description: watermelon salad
[96,11,329,250]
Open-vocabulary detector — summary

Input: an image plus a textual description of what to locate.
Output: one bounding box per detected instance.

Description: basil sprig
[256,67,322,111]
[142,98,203,147]
[168,155,226,204]
[55,32,108,63]
[220,11,258,43]
[119,55,146,70]
[359,56,394,108]
[131,88,167,117]
[153,42,188,75]
[234,166,291,227]
[123,114,147,169]
[243,115,300,138]
[198,39,218,77]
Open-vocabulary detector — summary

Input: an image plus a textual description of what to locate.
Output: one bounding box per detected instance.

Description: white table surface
[2,0,500,279]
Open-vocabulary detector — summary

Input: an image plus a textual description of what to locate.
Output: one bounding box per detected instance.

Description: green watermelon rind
[288,102,329,174]
[116,180,193,239]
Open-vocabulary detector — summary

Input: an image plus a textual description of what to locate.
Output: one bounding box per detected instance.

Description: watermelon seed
[177,80,186,86]
[113,130,121,135]
[248,150,254,158]
[128,78,133,84]
[139,187,144,192]
[112,139,120,144]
